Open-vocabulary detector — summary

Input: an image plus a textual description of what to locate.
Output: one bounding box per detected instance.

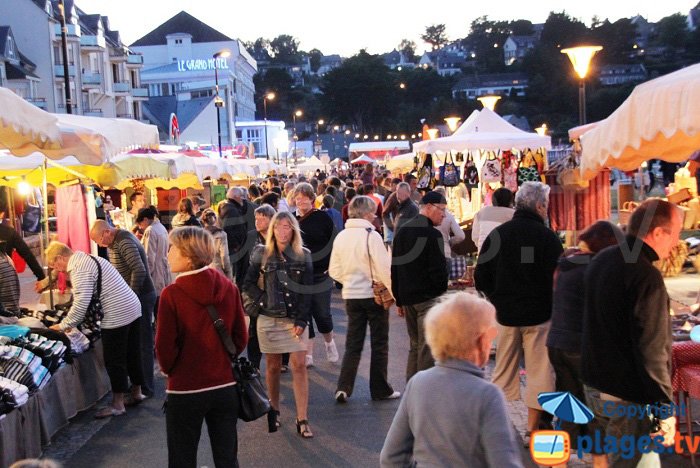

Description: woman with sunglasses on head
[242,211,314,438]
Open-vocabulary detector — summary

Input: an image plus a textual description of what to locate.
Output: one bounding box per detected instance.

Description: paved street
[25,278,698,467]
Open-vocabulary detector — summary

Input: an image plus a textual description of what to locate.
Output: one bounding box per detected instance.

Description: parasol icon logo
[530,430,571,465]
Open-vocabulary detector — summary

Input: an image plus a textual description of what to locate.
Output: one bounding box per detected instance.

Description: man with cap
[391,191,448,381]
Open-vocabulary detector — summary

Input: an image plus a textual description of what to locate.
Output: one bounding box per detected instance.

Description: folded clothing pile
[0,345,51,394]
[11,333,67,374]
[0,375,29,415]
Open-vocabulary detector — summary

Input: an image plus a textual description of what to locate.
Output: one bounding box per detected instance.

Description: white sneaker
[305,354,314,368]
[325,339,339,363]
[335,391,348,403]
[374,391,401,401]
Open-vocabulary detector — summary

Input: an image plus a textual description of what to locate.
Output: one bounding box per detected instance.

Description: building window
[175,39,182,45]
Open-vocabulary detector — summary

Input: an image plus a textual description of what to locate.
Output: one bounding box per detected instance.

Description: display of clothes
[55,182,92,254]
[546,169,611,231]
[0,375,29,414]
[0,345,51,394]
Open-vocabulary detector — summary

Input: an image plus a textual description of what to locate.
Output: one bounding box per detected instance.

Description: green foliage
[653,13,689,49]
[422,24,449,50]
[591,18,636,64]
[309,49,323,73]
[270,34,301,65]
[398,39,417,62]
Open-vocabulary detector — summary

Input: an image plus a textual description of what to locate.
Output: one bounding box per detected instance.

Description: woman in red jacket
[156,227,248,468]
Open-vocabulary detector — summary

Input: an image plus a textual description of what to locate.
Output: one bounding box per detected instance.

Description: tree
[591,18,636,64]
[319,50,399,133]
[398,39,417,62]
[309,48,323,73]
[244,37,271,56]
[421,24,448,50]
[462,16,512,72]
[510,19,534,36]
[654,13,689,49]
[270,34,301,64]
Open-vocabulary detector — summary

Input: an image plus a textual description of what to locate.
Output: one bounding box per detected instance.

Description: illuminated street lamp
[213,49,231,159]
[292,109,302,165]
[535,124,548,136]
[561,45,603,125]
[477,95,501,112]
[315,119,325,156]
[444,116,461,133]
[263,92,276,160]
[426,128,439,140]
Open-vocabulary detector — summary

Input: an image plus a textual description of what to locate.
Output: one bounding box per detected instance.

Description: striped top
[62,251,141,330]
[108,230,155,296]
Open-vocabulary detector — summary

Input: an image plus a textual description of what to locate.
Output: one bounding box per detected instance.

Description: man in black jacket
[581,199,682,465]
[218,187,250,287]
[475,181,562,440]
[391,191,448,381]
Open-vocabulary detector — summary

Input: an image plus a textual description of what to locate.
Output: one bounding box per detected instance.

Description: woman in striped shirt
[43,241,143,418]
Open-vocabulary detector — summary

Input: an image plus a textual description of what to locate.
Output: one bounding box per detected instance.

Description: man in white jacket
[329,196,401,403]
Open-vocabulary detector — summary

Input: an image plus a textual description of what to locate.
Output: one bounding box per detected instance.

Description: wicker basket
[618,201,639,226]
[655,241,688,277]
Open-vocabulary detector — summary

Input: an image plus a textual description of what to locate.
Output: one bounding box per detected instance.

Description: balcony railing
[54,65,76,77]
[131,87,148,98]
[54,23,80,38]
[116,113,134,119]
[81,72,102,85]
[80,35,106,48]
[26,98,47,109]
[113,82,129,93]
[83,109,103,117]
[126,54,144,65]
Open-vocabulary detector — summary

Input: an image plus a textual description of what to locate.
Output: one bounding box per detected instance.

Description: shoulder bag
[517,152,540,186]
[366,229,394,310]
[205,304,271,422]
[80,256,104,346]
[481,153,502,183]
[439,153,460,187]
[416,154,434,189]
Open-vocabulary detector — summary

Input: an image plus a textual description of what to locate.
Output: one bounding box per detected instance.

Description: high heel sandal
[267,409,280,433]
[296,419,313,439]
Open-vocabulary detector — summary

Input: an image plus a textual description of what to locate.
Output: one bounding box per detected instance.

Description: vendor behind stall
[0,198,46,281]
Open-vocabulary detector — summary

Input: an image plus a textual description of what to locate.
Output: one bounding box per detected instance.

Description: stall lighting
[477,95,501,112]
[18,178,31,196]
[373,135,379,140]
[444,116,461,133]
[400,135,406,140]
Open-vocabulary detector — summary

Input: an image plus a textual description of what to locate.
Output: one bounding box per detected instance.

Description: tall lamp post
[263,92,276,160]
[315,119,324,157]
[213,49,230,159]
[561,45,603,125]
[292,109,302,166]
[444,116,461,134]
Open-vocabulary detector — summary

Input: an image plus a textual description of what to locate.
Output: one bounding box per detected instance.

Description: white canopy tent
[580,63,700,179]
[0,87,61,154]
[296,155,326,173]
[413,108,551,153]
[386,152,415,172]
[351,154,375,165]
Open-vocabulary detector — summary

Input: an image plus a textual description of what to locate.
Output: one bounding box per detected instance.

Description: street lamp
[292,109,302,166]
[213,49,231,159]
[444,116,461,133]
[477,95,501,112]
[315,119,324,156]
[535,124,548,136]
[263,92,276,160]
[561,45,602,125]
[426,128,439,140]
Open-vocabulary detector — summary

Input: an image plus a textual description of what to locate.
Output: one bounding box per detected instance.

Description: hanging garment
[56,184,91,254]
[502,151,519,192]
[0,255,20,316]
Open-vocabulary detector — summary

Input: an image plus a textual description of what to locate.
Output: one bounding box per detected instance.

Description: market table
[0,344,110,467]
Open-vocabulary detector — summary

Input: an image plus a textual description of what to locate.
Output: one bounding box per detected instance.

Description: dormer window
[175,39,182,45]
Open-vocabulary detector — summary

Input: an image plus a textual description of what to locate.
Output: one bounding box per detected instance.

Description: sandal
[124,394,147,407]
[296,419,314,439]
[267,409,280,433]
[95,406,126,419]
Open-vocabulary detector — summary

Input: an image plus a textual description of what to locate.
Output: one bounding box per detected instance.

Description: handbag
[517,153,540,186]
[481,153,502,183]
[416,154,434,189]
[366,229,394,310]
[449,256,468,280]
[205,304,271,422]
[80,256,104,346]
[464,153,479,192]
[439,153,460,187]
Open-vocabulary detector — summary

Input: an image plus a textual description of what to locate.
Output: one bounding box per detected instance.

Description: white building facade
[0,0,146,118]
[130,11,257,147]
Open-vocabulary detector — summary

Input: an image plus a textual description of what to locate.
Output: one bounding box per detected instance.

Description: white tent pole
[40,156,48,268]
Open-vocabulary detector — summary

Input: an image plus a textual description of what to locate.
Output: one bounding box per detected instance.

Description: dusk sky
[76,0,694,56]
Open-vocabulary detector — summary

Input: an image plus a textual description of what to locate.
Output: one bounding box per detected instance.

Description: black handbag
[205,304,271,422]
[80,256,104,346]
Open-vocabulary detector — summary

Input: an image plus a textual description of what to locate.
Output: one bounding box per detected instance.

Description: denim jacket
[242,244,313,328]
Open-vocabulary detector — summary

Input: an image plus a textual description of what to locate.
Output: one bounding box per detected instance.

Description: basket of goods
[655,240,688,277]
[618,201,639,226]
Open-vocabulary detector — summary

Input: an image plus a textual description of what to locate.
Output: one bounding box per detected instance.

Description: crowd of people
[0,161,686,467]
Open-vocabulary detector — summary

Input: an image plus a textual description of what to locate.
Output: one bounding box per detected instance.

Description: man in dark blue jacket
[475,181,562,441]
